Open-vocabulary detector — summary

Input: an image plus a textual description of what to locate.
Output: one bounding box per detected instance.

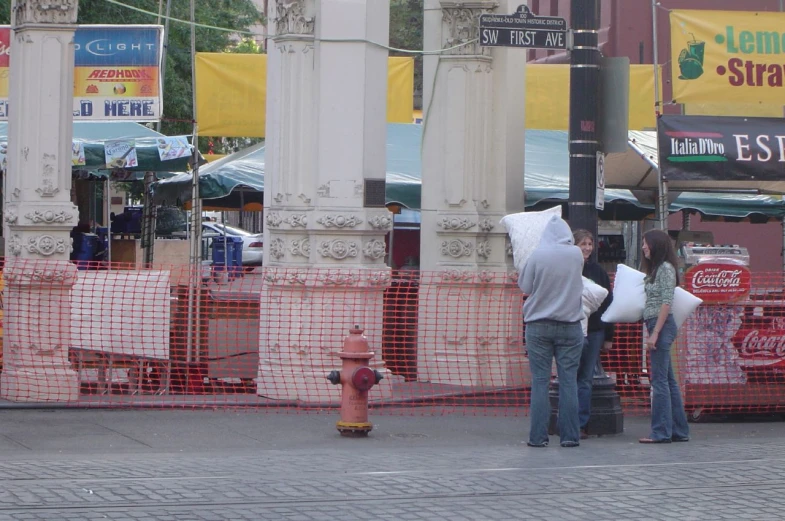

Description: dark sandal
[671,436,690,442]
[639,437,672,444]
[527,441,549,448]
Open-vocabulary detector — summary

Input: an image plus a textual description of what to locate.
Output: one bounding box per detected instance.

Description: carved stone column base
[416,274,528,388]
[257,269,394,404]
[0,366,79,402]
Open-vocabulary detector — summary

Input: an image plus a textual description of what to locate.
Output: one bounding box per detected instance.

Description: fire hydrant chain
[326,326,384,437]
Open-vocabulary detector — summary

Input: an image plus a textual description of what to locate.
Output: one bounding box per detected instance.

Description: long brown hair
[641,229,680,285]
[572,228,594,246]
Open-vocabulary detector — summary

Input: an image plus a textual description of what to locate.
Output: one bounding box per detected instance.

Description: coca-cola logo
[692,268,743,289]
[733,328,785,368]
[685,263,751,303]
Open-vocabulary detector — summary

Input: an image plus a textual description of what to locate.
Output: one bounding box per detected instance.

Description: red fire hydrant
[327,326,384,437]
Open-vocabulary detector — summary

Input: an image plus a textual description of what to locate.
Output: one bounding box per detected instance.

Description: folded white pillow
[601,264,645,323]
[581,276,609,336]
[601,263,702,328]
[499,206,562,273]
[673,288,703,327]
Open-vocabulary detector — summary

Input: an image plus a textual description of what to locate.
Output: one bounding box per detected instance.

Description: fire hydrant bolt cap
[327,370,341,385]
[351,366,376,391]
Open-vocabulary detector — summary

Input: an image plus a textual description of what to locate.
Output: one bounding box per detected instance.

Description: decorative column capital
[440,1,498,56]
[272,0,315,37]
[12,0,78,27]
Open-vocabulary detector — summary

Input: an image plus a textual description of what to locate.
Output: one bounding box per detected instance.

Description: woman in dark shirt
[573,229,614,439]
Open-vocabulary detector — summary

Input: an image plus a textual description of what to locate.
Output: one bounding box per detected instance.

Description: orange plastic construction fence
[1,259,784,419]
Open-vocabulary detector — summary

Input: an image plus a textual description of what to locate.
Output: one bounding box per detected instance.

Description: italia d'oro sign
[657,115,785,183]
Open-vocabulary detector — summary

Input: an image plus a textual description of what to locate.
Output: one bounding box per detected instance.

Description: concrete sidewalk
[2,408,785,520]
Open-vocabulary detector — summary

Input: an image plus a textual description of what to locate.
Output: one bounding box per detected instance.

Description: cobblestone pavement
[1,409,785,520]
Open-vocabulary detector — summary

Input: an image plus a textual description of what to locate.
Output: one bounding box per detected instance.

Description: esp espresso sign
[657,115,785,183]
[684,263,751,303]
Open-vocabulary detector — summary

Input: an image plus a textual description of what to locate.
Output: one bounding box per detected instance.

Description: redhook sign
[684,263,751,303]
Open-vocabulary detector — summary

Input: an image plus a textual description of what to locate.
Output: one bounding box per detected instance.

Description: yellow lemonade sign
[670,9,785,105]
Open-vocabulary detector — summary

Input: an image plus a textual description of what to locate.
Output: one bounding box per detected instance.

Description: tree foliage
[226,37,264,54]
[389,0,423,109]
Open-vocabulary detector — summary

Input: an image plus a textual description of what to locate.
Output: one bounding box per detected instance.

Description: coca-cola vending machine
[678,243,785,419]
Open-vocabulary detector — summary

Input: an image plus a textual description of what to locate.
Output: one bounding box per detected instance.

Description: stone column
[2,0,80,402]
[258,0,393,403]
[417,0,527,387]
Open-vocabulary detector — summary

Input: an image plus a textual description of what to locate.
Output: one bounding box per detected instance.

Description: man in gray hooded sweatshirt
[519,215,584,447]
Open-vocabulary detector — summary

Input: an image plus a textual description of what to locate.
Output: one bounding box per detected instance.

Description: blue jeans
[578,330,605,429]
[645,315,690,441]
[526,319,584,445]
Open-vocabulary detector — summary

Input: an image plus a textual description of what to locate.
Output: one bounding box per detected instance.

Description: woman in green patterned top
[638,229,690,444]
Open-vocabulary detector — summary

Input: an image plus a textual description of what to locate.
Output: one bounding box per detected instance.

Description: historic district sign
[479,5,568,50]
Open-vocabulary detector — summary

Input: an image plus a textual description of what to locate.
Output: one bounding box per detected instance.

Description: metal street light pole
[563,0,624,439]
[652,0,668,230]
[568,0,601,252]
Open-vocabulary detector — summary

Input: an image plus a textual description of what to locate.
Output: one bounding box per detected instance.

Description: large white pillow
[581,276,609,336]
[673,287,703,328]
[601,264,645,323]
[601,264,702,328]
[499,206,562,273]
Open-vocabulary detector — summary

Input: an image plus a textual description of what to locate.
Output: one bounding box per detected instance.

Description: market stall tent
[153,142,265,210]
[0,121,194,176]
[0,121,162,141]
[0,121,200,268]
[153,124,785,221]
[152,125,648,216]
[607,129,785,195]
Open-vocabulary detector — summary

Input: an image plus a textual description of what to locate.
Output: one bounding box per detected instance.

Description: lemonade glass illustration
[678,35,705,80]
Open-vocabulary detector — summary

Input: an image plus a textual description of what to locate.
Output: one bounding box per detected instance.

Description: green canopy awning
[153,142,265,205]
[0,121,165,141]
[0,121,194,176]
[152,124,785,220]
[78,138,193,175]
[527,130,785,221]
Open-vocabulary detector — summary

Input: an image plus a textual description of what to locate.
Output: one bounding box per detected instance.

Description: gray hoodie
[519,215,584,323]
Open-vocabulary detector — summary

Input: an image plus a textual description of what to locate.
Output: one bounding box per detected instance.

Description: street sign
[595,152,605,211]
[479,5,568,50]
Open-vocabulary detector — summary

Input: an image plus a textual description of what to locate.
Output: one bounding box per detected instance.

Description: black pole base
[547,375,624,436]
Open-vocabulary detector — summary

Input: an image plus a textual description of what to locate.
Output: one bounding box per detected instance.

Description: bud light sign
[0,25,163,122]
[684,263,752,303]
